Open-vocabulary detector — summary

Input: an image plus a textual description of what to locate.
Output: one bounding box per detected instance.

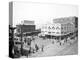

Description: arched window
[52,26,55,29]
[56,27,60,30]
[48,26,51,29]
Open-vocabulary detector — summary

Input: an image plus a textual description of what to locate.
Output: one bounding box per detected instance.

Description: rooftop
[53,16,77,24]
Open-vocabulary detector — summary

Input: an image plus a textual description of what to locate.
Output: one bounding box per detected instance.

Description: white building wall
[41,23,61,36]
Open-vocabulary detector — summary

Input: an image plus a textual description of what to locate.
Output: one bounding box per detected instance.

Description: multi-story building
[53,16,77,35]
[16,20,35,34]
[41,16,78,37]
[14,20,35,43]
[41,23,61,36]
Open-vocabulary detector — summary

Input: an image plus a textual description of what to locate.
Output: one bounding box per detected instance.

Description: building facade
[41,16,77,36]
[16,20,35,33]
[41,23,61,36]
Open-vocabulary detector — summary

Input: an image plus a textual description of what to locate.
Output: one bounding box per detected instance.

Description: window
[56,27,60,30]
[52,32,55,33]
[48,32,51,34]
[56,32,59,34]
[64,32,67,34]
[48,26,51,29]
[61,32,63,34]
[61,27,63,30]
[52,26,55,29]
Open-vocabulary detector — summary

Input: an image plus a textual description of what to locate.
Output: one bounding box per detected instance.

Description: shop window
[52,32,55,33]
[48,32,51,34]
[56,32,59,34]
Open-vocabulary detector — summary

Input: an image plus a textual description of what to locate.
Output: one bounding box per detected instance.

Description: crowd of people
[12,30,78,58]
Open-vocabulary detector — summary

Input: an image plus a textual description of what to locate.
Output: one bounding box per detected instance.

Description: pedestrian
[60,42,61,46]
[35,44,39,52]
[41,45,44,52]
[23,38,30,57]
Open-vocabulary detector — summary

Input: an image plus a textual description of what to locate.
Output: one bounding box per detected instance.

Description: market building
[53,16,78,35]
[41,23,61,36]
[41,16,78,38]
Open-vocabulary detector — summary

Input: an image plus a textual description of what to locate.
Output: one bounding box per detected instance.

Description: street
[29,37,78,57]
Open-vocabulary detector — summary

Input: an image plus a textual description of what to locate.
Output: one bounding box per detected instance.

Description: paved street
[55,40,78,56]
[29,37,78,58]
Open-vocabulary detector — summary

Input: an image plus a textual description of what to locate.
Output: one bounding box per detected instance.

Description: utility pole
[20,25,23,56]
[9,25,16,58]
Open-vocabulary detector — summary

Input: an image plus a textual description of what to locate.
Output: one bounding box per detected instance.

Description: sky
[13,2,78,29]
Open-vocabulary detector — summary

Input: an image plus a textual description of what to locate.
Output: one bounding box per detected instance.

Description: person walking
[35,44,39,52]
[41,45,44,52]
